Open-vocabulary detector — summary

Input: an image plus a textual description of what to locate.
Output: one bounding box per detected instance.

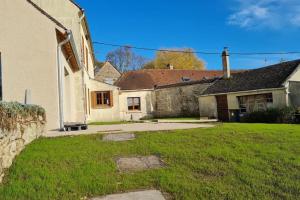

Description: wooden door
[216,95,229,122]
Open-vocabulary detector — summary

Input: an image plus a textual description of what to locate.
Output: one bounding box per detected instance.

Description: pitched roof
[95,62,121,75]
[202,59,300,95]
[115,69,230,90]
[156,78,219,89]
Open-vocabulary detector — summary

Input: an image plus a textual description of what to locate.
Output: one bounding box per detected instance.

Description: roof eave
[199,87,286,97]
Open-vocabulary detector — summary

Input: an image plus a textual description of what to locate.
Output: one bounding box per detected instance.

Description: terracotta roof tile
[115,69,237,90]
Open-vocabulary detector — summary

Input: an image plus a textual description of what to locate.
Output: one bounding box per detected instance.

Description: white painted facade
[1,0,121,129]
[198,63,300,120]
[119,90,156,121]
[0,0,79,130]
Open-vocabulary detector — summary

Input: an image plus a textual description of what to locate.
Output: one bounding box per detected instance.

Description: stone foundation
[0,122,45,182]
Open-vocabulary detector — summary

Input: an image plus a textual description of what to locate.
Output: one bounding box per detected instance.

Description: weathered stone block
[0,122,45,183]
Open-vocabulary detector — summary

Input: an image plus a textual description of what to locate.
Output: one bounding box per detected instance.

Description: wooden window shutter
[109,91,114,107]
[91,91,96,109]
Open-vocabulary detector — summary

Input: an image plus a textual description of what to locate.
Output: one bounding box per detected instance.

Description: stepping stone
[103,133,135,142]
[90,190,166,200]
[117,156,164,172]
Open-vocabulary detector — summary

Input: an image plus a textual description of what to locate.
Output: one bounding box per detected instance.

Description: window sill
[93,105,113,110]
[127,110,142,113]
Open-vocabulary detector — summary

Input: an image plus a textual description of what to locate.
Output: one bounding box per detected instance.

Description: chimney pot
[222,47,230,78]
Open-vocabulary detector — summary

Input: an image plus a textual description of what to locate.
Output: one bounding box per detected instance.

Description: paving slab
[157,119,218,123]
[90,190,166,200]
[103,133,135,142]
[117,156,164,172]
[46,122,215,138]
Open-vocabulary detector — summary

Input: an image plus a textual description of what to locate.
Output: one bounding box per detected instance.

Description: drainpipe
[79,11,87,124]
[79,10,85,22]
[57,30,71,131]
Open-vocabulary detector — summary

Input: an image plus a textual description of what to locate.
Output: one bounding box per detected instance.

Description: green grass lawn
[0,124,299,200]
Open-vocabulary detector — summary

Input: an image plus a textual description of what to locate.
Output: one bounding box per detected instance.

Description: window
[0,52,2,101]
[238,93,273,113]
[266,93,273,103]
[127,97,141,111]
[91,91,113,108]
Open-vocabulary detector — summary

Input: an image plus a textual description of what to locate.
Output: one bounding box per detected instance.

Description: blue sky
[75,0,300,70]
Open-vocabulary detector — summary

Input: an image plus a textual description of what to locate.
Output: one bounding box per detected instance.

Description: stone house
[155,79,217,118]
[115,69,229,120]
[1,0,83,130]
[94,62,121,85]
[29,0,122,125]
[1,0,120,130]
[2,0,300,129]
[198,50,300,121]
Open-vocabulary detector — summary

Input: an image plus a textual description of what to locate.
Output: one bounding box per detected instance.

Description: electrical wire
[93,41,300,56]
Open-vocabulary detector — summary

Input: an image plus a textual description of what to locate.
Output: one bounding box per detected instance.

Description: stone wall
[0,123,44,182]
[155,83,211,118]
[0,103,46,183]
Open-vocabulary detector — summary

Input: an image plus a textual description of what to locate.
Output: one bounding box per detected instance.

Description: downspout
[57,30,71,131]
[79,11,87,124]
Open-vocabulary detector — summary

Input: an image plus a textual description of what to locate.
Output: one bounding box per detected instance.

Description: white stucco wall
[226,89,287,110]
[62,57,79,124]
[0,0,72,130]
[119,90,155,121]
[87,79,120,122]
[199,96,218,119]
[31,0,82,56]
[30,0,98,124]
[199,88,287,119]
[288,64,300,82]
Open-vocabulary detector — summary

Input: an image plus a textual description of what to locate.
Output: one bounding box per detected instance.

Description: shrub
[0,102,46,132]
[240,107,296,124]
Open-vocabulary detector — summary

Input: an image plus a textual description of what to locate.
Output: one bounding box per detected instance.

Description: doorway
[216,95,229,122]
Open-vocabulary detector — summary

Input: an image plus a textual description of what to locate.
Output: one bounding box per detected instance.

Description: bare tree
[106,46,132,72]
[106,47,148,72]
[132,55,148,70]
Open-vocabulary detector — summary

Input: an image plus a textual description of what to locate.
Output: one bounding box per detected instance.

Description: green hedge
[240,107,296,123]
[0,102,46,131]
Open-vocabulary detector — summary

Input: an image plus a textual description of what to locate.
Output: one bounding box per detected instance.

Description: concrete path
[90,190,166,200]
[156,119,218,123]
[45,122,215,138]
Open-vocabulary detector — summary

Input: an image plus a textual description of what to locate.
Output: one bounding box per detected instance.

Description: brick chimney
[222,47,230,78]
